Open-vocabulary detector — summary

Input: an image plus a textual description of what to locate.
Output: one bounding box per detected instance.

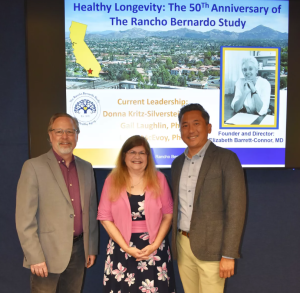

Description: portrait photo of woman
[231,56,271,116]
[222,48,277,126]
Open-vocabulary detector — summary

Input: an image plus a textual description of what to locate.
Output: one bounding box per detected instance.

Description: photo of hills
[65,23,288,90]
[81,25,288,41]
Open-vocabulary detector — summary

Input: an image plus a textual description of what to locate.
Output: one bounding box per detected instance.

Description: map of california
[69,21,101,77]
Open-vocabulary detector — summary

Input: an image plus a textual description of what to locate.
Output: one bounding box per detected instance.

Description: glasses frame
[49,128,79,136]
[126,150,148,157]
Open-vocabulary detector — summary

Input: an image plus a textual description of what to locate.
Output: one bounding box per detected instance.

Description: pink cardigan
[97,171,173,245]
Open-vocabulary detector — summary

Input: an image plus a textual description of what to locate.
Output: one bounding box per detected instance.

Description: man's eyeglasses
[127,151,147,157]
[50,128,78,136]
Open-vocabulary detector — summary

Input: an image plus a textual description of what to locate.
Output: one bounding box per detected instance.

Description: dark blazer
[16,149,99,273]
[171,142,246,261]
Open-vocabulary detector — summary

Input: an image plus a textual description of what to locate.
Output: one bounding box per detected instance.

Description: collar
[184,139,211,160]
[52,149,75,165]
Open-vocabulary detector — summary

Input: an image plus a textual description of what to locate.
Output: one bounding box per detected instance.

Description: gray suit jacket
[171,142,246,261]
[16,150,99,273]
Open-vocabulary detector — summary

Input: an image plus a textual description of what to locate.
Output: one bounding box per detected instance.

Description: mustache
[58,142,72,145]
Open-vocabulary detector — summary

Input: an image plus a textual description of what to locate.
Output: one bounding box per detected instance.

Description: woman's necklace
[130,178,143,188]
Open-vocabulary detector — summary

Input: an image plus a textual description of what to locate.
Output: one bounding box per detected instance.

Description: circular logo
[70,93,100,125]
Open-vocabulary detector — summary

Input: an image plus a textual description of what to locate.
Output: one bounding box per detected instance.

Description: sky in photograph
[65,0,289,33]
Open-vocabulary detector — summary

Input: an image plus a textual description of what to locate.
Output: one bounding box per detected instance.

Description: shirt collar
[52,149,75,165]
[184,139,211,160]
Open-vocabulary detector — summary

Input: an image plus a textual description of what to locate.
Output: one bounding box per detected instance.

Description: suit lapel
[75,157,85,211]
[47,150,72,206]
[173,154,185,210]
[193,142,216,205]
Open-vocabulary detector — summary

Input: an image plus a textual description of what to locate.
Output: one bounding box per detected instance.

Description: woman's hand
[126,247,144,259]
[136,243,158,261]
[245,80,256,94]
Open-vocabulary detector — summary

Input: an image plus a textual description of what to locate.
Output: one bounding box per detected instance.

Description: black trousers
[30,238,85,293]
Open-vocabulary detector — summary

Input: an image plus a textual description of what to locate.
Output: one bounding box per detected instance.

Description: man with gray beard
[16,113,98,293]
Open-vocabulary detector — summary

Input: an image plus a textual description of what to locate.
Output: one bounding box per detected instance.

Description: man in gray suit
[16,113,99,293]
[171,104,246,293]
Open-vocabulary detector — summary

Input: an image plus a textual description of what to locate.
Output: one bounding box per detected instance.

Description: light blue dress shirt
[177,140,211,232]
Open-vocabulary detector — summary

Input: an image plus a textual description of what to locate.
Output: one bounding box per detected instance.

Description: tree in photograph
[204,59,212,66]
[170,75,179,86]
[178,76,187,87]
[210,71,220,77]
[161,68,172,85]
[74,99,96,114]
[81,68,87,77]
[166,58,174,70]
[280,76,287,89]
[280,51,288,73]
[137,74,144,83]
[151,75,158,85]
[122,71,130,80]
[204,51,212,60]
[109,53,115,61]
[150,81,159,89]
[197,71,204,80]
[184,56,190,65]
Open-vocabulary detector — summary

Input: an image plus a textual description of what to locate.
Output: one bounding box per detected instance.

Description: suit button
[70,214,73,218]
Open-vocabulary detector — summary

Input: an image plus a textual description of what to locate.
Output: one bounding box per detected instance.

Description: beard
[56,142,73,154]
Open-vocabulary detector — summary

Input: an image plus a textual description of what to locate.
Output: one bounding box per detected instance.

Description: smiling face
[180,110,211,156]
[124,145,148,173]
[49,117,78,157]
[242,61,258,82]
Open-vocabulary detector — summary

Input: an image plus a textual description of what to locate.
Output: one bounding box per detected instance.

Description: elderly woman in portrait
[97,135,175,292]
[231,56,271,115]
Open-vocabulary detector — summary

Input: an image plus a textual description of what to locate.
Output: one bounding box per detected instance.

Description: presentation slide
[65,0,289,168]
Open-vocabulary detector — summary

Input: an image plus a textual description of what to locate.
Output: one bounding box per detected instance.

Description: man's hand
[86,255,96,268]
[31,262,48,277]
[219,257,235,278]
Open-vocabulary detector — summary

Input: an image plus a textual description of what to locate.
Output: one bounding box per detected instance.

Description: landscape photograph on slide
[65,0,288,91]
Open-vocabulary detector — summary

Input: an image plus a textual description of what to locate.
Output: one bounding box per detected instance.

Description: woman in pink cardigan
[98,135,176,292]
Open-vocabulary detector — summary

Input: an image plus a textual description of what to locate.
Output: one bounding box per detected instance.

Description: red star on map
[87,68,93,74]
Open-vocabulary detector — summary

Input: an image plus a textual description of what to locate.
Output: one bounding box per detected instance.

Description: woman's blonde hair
[241,56,258,71]
[108,135,161,201]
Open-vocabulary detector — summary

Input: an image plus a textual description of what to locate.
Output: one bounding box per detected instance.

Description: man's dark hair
[178,103,210,124]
